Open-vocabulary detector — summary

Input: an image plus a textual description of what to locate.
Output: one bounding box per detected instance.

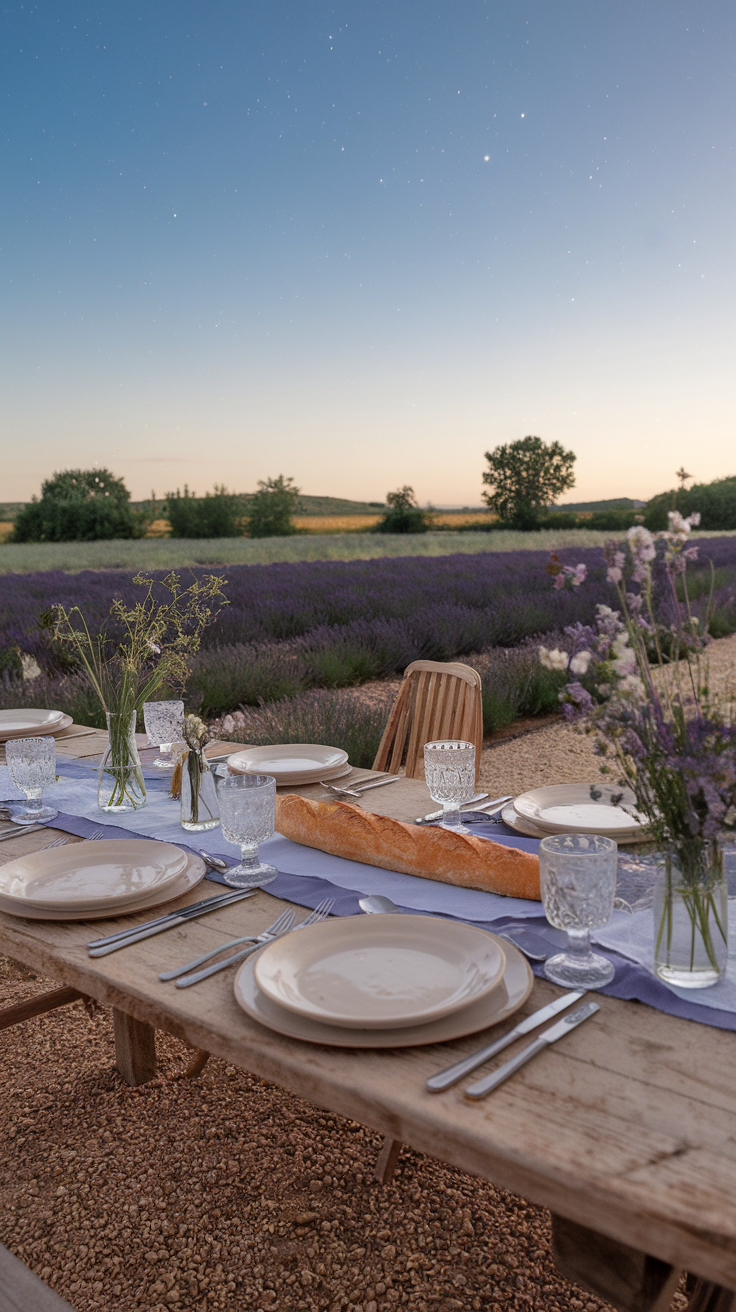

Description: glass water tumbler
[423,740,476,830]
[143,699,185,770]
[539,833,617,989]
[6,736,58,825]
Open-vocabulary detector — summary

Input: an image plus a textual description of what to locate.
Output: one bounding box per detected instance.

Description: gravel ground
[1,953,618,1312]
[6,639,732,1310]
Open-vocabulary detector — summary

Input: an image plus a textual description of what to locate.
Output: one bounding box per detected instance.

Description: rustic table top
[2,726,735,1288]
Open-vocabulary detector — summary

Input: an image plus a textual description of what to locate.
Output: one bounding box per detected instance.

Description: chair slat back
[373,660,483,782]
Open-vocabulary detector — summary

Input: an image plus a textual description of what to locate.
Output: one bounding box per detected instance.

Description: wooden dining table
[1,724,735,1312]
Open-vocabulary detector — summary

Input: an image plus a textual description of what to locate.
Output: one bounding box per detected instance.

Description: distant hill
[552,497,646,513]
[125,493,387,516]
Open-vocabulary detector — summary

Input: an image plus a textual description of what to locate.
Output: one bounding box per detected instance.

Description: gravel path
[6,640,733,1309]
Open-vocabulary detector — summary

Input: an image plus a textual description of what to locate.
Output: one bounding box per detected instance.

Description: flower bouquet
[542,513,736,987]
[52,572,227,812]
[178,713,220,832]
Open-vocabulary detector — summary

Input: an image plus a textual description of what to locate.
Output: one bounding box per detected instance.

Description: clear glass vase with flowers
[51,572,227,813]
[542,512,735,987]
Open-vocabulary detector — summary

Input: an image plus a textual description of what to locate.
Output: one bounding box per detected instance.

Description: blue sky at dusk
[2,2,735,505]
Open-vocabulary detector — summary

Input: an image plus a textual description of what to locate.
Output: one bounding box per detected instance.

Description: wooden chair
[373,660,484,784]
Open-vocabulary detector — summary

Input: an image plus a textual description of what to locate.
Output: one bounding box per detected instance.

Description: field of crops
[2,538,736,747]
[0,526,695,575]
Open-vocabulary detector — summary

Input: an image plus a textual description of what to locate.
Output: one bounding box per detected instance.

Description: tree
[11,467,143,542]
[482,436,576,528]
[165,485,245,538]
[246,475,301,538]
[374,486,431,534]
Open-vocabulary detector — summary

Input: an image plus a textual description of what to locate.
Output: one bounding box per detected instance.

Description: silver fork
[172,897,335,988]
[158,909,296,981]
[40,828,105,850]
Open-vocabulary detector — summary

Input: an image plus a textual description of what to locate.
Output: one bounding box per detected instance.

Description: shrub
[645,476,736,531]
[12,466,143,543]
[218,686,395,769]
[373,487,431,534]
[246,476,300,538]
[187,643,306,718]
[165,486,244,538]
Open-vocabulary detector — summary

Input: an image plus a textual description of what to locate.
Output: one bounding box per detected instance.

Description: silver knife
[426,990,584,1091]
[87,888,258,956]
[0,823,47,842]
[464,1000,600,1099]
[415,793,488,823]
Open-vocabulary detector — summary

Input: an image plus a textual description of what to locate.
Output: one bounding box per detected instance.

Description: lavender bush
[216,687,397,770]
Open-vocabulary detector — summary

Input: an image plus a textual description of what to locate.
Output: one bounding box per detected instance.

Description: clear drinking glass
[6,736,58,825]
[143,700,184,770]
[539,833,617,988]
[423,740,476,830]
[217,773,277,888]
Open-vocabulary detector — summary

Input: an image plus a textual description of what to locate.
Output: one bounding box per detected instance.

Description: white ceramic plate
[0,852,207,921]
[0,709,73,742]
[227,743,349,784]
[501,800,643,846]
[254,914,506,1029]
[235,933,532,1048]
[0,838,189,911]
[513,783,645,836]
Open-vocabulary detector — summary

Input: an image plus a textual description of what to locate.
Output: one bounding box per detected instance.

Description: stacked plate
[234,914,534,1049]
[502,783,646,844]
[0,709,73,742]
[226,743,351,786]
[0,839,205,921]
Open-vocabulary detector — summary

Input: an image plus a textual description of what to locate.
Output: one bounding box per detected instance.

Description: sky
[2,1,735,507]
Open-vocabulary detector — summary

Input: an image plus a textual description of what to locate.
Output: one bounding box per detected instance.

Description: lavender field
[2,540,735,741]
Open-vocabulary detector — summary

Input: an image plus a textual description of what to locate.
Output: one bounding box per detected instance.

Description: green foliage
[482,436,576,526]
[11,467,143,543]
[187,644,304,718]
[374,486,431,534]
[246,475,301,538]
[645,476,736,532]
[52,571,229,718]
[165,485,244,538]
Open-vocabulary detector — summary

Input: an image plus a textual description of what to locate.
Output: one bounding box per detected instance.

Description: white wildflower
[539,646,570,671]
[569,650,592,676]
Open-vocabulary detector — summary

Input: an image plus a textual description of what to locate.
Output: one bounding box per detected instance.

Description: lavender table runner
[6,760,736,1032]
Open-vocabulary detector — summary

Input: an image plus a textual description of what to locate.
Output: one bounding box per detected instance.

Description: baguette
[275,794,540,902]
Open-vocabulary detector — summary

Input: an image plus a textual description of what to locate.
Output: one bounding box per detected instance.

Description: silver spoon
[199,850,229,871]
[358,894,400,914]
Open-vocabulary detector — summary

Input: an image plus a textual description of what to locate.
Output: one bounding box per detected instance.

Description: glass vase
[653,840,727,988]
[98,710,147,812]
[181,748,220,832]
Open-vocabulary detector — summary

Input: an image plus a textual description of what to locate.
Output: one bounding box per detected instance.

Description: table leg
[551,1214,682,1312]
[112,1009,157,1086]
[684,1280,734,1312]
[373,1136,402,1185]
[183,1049,210,1079]
[0,986,83,1031]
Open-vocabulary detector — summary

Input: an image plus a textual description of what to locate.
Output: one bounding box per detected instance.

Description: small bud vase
[98,710,147,812]
[181,748,220,832]
[653,839,727,988]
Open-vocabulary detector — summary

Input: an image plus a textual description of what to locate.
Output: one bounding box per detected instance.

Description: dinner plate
[513,783,645,837]
[501,800,643,846]
[227,743,349,784]
[235,933,532,1048]
[0,852,206,921]
[0,709,73,742]
[0,838,189,911]
[254,914,506,1029]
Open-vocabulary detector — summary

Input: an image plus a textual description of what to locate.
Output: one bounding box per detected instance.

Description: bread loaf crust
[275,794,540,901]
